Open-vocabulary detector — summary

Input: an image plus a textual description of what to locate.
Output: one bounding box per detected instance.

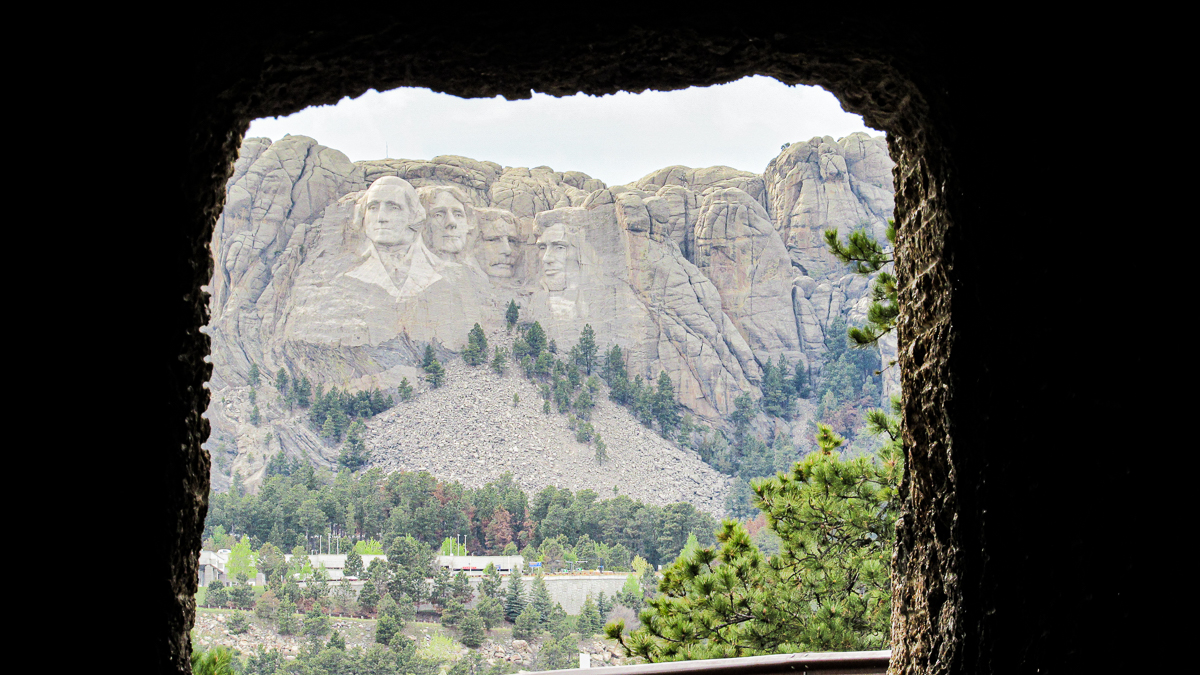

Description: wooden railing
[523,651,891,675]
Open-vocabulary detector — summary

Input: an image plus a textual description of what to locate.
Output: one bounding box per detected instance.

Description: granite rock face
[205,133,896,502]
[764,132,894,279]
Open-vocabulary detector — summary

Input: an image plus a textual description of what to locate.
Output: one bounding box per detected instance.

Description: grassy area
[418,631,461,662]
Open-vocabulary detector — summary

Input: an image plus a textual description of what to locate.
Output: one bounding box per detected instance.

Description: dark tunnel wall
[124,12,1132,673]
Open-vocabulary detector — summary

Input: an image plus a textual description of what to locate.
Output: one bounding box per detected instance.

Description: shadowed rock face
[205,134,895,489]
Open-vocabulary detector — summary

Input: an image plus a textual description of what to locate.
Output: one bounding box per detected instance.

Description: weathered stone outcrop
[693,187,804,369]
[764,132,894,279]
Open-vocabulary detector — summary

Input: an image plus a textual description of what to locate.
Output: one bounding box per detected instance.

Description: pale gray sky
[247,75,881,187]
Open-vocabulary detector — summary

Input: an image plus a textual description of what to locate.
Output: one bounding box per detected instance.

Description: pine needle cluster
[823,221,898,348]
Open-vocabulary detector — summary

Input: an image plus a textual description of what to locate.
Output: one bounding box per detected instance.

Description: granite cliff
[204,132,896,515]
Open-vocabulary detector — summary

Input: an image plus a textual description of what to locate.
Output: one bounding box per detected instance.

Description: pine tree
[464,323,489,366]
[596,591,612,618]
[528,572,554,628]
[824,220,898,348]
[576,324,598,374]
[512,604,541,640]
[276,368,289,394]
[503,572,526,622]
[524,322,546,358]
[292,375,309,407]
[248,363,261,387]
[729,393,755,448]
[398,377,413,402]
[506,300,520,331]
[594,435,608,465]
[304,609,332,639]
[423,345,446,388]
[632,376,654,426]
[653,371,680,436]
[791,362,810,399]
[574,388,594,418]
[512,337,530,361]
[477,595,504,629]
[451,570,473,603]
[607,414,903,660]
[441,598,467,626]
[250,404,261,426]
[328,630,346,650]
[276,599,299,635]
[358,579,380,613]
[205,581,228,608]
[576,421,595,443]
[460,611,486,647]
[762,356,794,418]
[491,346,508,375]
[771,428,797,475]
[602,345,627,386]
[227,610,250,634]
[480,563,502,599]
[375,614,400,645]
[534,352,553,378]
[579,594,603,636]
[339,419,369,471]
[326,403,349,441]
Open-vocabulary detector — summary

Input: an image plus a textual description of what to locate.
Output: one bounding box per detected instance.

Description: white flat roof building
[436,555,523,574]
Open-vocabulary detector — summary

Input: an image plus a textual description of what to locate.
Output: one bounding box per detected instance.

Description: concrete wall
[488,574,631,614]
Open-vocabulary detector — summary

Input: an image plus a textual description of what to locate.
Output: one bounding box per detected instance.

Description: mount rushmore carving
[205,131,896,480]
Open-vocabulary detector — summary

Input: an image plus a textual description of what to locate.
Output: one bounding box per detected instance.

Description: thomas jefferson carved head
[357,176,425,248]
[474,208,520,278]
[419,186,474,254]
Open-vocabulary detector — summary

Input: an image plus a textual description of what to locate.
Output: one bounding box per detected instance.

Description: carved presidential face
[537,223,574,292]
[363,180,422,247]
[429,191,472,253]
[476,213,519,277]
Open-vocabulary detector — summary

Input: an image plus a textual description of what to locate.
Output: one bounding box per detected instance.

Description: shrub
[255,590,280,621]
[227,611,251,635]
[536,634,579,671]
[205,582,227,608]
